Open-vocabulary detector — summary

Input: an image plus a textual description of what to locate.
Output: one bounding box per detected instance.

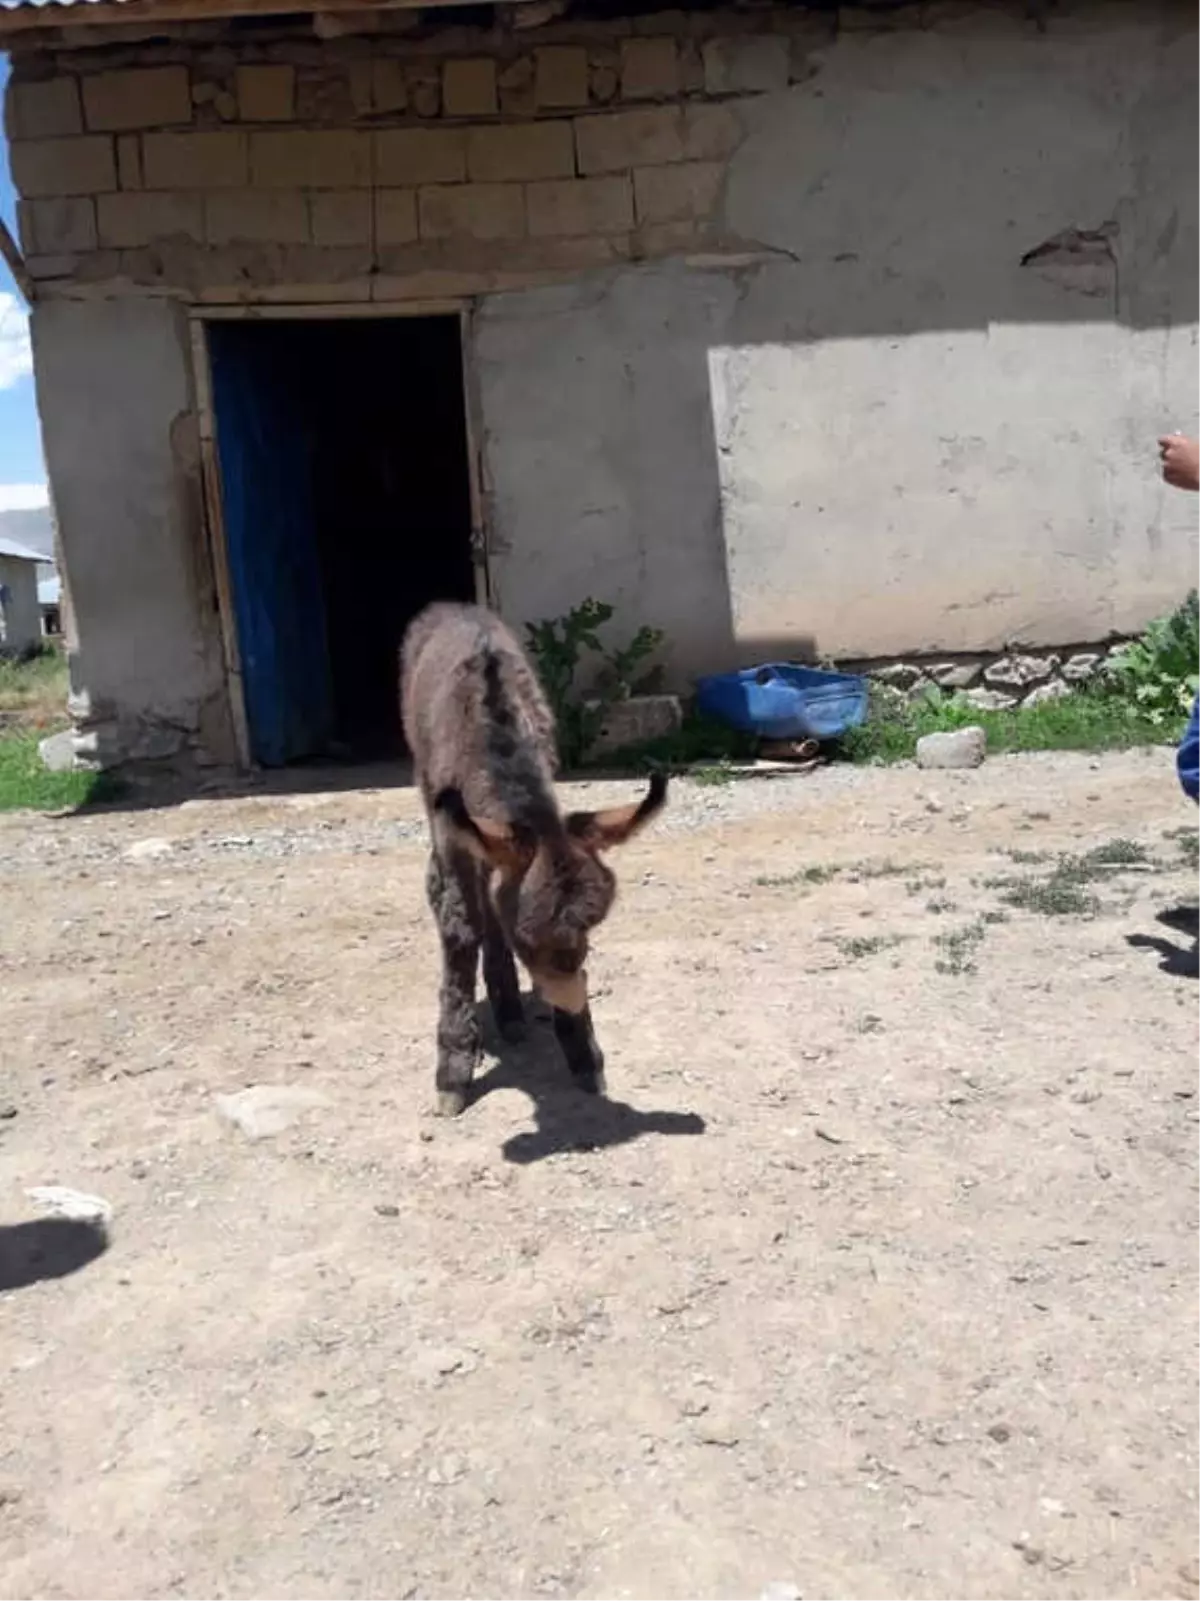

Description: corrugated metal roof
[0,534,47,561]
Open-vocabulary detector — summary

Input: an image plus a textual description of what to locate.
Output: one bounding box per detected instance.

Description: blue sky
[0,53,49,509]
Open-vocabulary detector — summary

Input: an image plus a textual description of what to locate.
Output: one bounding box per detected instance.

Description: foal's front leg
[482,900,524,1043]
[552,1005,607,1098]
[426,851,482,1117]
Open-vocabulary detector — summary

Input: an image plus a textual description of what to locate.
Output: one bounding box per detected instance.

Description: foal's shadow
[0,1217,109,1293]
[1126,905,1199,979]
[470,995,706,1165]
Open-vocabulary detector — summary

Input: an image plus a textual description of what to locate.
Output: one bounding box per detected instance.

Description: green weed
[832,934,904,961]
[0,732,118,813]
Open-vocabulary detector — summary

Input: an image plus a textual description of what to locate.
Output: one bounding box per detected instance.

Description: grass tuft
[0,731,118,813]
[832,933,904,961]
[0,649,122,813]
[988,838,1159,918]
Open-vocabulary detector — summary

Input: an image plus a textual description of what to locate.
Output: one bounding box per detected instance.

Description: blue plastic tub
[695,663,868,742]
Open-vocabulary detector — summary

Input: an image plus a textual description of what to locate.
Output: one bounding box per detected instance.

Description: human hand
[1158,432,1200,492]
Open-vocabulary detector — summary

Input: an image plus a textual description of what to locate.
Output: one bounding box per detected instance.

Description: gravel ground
[0,747,1196,1601]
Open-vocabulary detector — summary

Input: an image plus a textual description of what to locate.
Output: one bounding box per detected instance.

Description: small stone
[214,1085,331,1140]
[760,1585,802,1601]
[374,1202,400,1218]
[1062,652,1103,682]
[916,727,986,770]
[426,1453,467,1486]
[963,687,1018,711]
[870,662,926,691]
[38,730,76,773]
[590,61,619,101]
[983,653,1057,688]
[588,695,682,759]
[412,78,440,116]
[124,837,175,862]
[412,1344,478,1381]
[691,1411,740,1447]
[1023,680,1071,707]
[0,1103,17,1120]
[26,1185,112,1224]
[930,660,981,690]
[987,1422,1012,1443]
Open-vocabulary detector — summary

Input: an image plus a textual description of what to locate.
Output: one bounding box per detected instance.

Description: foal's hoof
[575,1068,607,1098]
[434,1089,468,1118]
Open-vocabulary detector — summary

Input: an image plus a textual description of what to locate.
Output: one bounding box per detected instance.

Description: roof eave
[0,0,521,39]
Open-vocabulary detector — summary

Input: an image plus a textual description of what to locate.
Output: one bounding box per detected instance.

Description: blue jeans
[1179,693,1199,803]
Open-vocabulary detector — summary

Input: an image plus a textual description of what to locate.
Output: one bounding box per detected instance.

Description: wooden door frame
[188,298,490,769]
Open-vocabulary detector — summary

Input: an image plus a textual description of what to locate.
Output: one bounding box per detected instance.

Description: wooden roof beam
[0,0,545,38]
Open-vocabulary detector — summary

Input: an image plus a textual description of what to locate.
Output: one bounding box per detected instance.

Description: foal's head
[433,771,667,1012]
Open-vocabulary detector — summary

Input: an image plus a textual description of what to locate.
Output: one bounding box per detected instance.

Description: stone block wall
[2,10,823,302]
[859,647,1121,712]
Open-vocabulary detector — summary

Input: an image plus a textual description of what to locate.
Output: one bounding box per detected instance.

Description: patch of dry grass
[0,648,69,732]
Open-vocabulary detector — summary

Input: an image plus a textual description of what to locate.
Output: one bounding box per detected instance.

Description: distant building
[0,536,44,654]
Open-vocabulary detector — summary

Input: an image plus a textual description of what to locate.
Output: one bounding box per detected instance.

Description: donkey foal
[401,602,667,1116]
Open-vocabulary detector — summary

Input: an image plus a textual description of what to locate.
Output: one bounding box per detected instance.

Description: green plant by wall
[525,598,664,769]
[1103,589,1199,725]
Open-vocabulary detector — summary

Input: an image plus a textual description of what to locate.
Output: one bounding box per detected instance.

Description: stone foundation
[853,644,1120,712]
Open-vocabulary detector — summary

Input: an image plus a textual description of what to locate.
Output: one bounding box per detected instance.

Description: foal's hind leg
[426,850,482,1117]
[482,901,524,1043]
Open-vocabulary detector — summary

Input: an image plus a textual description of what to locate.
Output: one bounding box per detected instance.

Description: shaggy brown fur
[401,602,667,1116]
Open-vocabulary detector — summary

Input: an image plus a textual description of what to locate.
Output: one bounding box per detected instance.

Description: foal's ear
[565,770,668,852]
[433,787,530,873]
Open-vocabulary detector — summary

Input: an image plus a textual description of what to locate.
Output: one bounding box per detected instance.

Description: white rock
[1023,680,1072,707]
[761,1585,803,1601]
[929,660,981,690]
[963,687,1018,712]
[870,663,926,691]
[983,653,1058,688]
[915,727,987,770]
[26,1185,112,1225]
[38,730,76,773]
[124,837,175,862]
[410,1344,479,1382]
[1062,652,1104,682]
[215,1085,331,1139]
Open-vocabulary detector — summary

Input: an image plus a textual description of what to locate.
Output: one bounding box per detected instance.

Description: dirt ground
[0,748,1196,1601]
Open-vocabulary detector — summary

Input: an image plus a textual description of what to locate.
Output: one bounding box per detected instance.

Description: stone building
[0,0,1195,766]
[0,534,43,653]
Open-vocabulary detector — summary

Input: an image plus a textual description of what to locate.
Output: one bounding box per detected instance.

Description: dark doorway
[207,315,477,766]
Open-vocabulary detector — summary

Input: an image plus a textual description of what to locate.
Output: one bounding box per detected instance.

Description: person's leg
[1177,693,1199,803]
